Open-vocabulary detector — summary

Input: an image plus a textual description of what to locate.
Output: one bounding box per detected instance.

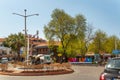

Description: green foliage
[88,30,107,53]
[44,9,87,57]
[44,8,120,57]
[74,14,87,39]
[3,32,25,55]
[104,35,119,53]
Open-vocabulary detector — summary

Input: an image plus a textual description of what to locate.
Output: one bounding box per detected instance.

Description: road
[0,65,104,80]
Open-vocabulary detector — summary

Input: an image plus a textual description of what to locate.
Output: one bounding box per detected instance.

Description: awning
[112,50,120,54]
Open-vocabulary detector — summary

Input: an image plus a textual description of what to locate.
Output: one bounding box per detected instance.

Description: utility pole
[115,38,117,50]
[13,9,39,63]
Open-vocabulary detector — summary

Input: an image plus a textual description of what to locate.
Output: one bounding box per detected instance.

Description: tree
[66,24,94,57]
[84,24,94,53]
[3,32,25,60]
[44,9,87,58]
[104,35,120,53]
[88,30,107,53]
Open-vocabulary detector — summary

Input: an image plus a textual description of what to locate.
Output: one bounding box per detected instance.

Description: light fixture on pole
[13,9,39,63]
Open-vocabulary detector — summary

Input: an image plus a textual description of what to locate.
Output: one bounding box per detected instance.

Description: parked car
[1,57,8,64]
[100,57,120,80]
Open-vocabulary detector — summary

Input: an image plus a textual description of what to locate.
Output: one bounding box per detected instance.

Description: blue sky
[0,0,120,39]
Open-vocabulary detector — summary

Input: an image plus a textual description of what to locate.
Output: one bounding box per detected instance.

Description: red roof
[0,38,5,42]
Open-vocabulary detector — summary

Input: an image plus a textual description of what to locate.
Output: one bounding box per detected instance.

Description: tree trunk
[17,48,21,61]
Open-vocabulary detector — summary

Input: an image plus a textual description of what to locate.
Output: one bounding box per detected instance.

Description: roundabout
[0,62,74,76]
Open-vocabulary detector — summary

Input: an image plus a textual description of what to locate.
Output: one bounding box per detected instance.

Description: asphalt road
[0,65,104,80]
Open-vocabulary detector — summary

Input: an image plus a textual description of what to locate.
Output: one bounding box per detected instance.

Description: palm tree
[3,32,25,60]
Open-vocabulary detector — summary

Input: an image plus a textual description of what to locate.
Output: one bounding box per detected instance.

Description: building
[29,37,49,55]
[0,36,60,56]
[35,43,49,54]
[28,38,61,60]
[0,38,11,55]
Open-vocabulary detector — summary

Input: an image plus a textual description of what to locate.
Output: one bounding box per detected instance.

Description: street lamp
[13,9,39,63]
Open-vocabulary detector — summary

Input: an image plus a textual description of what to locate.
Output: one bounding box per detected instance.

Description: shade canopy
[112,50,120,54]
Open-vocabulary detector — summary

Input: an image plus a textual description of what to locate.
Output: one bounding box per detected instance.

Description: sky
[0,0,120,39]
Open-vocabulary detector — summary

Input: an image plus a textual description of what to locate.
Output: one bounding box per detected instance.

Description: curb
[0,69,74,76]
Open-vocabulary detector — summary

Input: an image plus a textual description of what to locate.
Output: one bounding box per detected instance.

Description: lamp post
[13,9,39,63]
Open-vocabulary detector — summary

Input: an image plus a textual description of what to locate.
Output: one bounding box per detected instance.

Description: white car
[1,57,8,63]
